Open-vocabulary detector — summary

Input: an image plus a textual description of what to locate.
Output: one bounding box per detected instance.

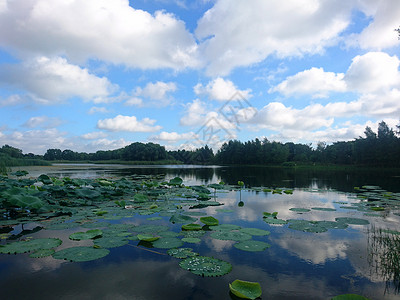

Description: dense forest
[1,121,400,169]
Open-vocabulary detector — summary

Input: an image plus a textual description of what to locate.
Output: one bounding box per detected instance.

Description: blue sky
[0,0,400,154]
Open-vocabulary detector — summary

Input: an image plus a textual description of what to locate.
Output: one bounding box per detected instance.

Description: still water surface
[1,164,400,300]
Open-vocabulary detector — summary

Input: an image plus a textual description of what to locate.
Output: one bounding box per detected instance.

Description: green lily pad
[331,294,370,300]
[289,208,310,212]
[263,218,287,225]
[179,256,232,277]
[52,246,110,262]
[288,220,328,233]
[180,230,206,238]
[152,237,184,249]
[169,177,183,185]
[167,247,199,259]
[29,249,55,258]
[335,217,370,225]
[210,231,252,242]
[134,224,169,233]
[229,279,262,299]
[209,224,241,231]
[93,236,129,248]
[182,237,201,243]
[200,216,219,226]
[69,229,103,241]
[0,238,62,254]
[169,214,197,224]
[133,193,148,203]
[239,228,270,236]
[182,223,203,231]
[137,234,159,242]
[234,240,271,252]
[311,207,337,211]
[8,194,44,210]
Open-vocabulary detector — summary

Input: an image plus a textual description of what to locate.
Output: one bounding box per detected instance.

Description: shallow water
[2,165,400,299]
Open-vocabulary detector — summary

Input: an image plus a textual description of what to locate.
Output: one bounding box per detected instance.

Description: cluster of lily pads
[0,172,273,280]
[0,172,391,299]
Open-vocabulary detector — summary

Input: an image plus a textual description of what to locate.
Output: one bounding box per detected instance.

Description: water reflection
[3,164,400,299]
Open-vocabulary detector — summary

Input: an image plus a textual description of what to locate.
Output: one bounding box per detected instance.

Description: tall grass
[0,153,50,174]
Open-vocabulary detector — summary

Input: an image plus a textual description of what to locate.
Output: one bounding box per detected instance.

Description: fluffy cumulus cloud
[0,128,70,154]
[344,52,400,92]
[349,0,400,50]
[0,0,199,70]
[0,56,116,104]
[269,67,346,98]
[194,77,251,101]
[97,115,162,132]
[151,131,196,142]
[196,0,353,75]
[130,81,177,106]
[81,131,108,140]
[23,116,62,128]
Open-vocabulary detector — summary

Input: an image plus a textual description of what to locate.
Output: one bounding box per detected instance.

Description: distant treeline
[1,120,400,167]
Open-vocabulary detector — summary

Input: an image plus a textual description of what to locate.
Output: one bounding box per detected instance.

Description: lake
[1,164,400,300]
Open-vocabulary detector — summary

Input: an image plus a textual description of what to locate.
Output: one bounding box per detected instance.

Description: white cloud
[348,0,400,50]
[270,52,400,97]
[132,81,177,106]
[194,77,252,101]
[344,52,400,92]
[88,107,111,115]
[85,138,130,151]
[81,132,108,140]
[0,128,70,154]
[151,131,196,142]
[0,56,116,104]
[196,0,352,75]
[0,0,199,70]
[97,115,162,132]
[269,67,346,98]
[23,116,62,128]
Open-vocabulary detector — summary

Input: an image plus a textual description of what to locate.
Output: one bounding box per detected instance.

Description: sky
[0,0,400,155]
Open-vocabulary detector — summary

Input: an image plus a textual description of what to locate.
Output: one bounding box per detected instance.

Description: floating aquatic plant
[0,238,62,254]
[169,213,197,224]
[182,237,201,243]
[182,223,203,231]
[210,231,252,242]
[179,256,232,277]
[93,236,129,248]
[234,240,271,252]
[69,229,103,241]
[167,247,198,259]
[290,208,311,213]
[152,237,184,249]
[335,217,370,225]
[137,234,159,242]
[209,224,241,231]
[29,249,55,258]
[200,216,219,226]
[229,279,262,299]
[52,246,110,262]
[239,228,270,236]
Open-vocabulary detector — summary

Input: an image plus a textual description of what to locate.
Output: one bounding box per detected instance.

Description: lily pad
[182,223,203,231]
[239,228,270,236]
[169,177,183,186]
[234,240,271,252]
[29,249,55,258]
[263,218,287,225]
[210,231,252,242]
[311,207,337,212]
[0,238,62,254]
[137,234,159,242]
[167,247,199,259]
[179,256,232,277]
[209,224,241,231]
[133,193,148,203]
[229,279,262,299]
[169,214,197,224]
[200,216,219,226]
[182,237,201,243]
[152,237,184,249]
[93,236,129,248]
[335,217,370,225]
[289,208,310,212]
[52,246,110,262]
[69,229,103,241]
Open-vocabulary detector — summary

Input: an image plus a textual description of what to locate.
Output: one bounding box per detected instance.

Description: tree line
[1,120,400,167]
